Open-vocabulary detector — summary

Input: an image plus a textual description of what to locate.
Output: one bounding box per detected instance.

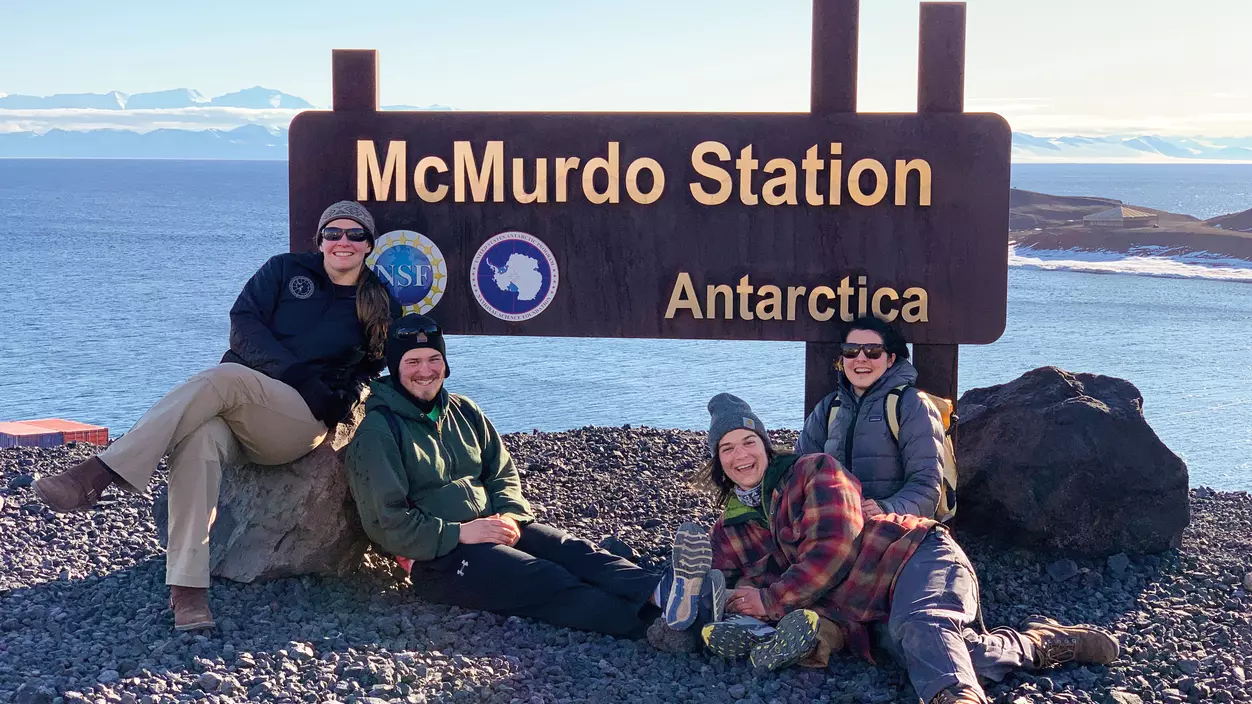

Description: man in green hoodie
[345,314,672,636]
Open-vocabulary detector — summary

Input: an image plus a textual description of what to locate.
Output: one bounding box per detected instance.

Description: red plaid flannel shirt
[711,452,935,662]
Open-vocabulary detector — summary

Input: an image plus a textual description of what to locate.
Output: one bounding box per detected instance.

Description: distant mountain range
[0,87,312,110]
[2,87,1250,161]
[1011,133,1252,162]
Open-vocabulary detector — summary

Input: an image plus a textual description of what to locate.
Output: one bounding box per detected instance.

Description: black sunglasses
[321,226,370,243]
[395,323,441,340]
[840,343,886,360]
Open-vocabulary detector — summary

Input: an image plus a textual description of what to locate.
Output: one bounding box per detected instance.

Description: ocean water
[1,159,1249,489]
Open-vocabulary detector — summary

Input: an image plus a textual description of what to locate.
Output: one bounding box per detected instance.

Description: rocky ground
[2,427,1250,704]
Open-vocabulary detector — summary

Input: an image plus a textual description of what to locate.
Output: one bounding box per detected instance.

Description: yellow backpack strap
[825,396,841,432]
[884,385,908,442]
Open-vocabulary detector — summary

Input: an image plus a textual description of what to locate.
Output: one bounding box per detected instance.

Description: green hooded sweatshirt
[344,377,534,562]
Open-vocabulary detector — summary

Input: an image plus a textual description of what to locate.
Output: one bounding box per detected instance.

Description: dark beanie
[316,200,378,247]
[706,393,768,457]
[385,314,449,381]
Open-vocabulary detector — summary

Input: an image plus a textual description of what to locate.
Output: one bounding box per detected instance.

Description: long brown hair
[355,265,392,362]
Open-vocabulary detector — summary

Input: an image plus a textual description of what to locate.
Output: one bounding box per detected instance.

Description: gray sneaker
[663,523,713,629]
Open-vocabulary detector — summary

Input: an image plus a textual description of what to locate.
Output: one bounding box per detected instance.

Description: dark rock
[8,474,35,490]
[955,367,1189,555]
[599,536,639,561]
[153,414,370,582]
[13,683,55,704]
[1047,558,1079,582]
[1107,553,1130,576]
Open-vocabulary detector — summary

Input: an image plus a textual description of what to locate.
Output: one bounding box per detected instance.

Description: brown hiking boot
[930,685,989,704]
[1020,615,1119,668]
[170,586,215,631]
[32,457,117,512]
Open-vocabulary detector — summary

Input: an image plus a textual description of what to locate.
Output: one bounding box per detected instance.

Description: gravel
[2,429,1250,704]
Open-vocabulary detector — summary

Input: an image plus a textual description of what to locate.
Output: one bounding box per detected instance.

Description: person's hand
[459,516,521,545]
[495,514,522,546]
[861,499,884,518]
[726,587,767,618]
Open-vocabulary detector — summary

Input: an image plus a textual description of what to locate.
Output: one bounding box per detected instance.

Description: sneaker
[663,523,712,629]
[1020,615,1119,668]
[701,615,774,659]
[32,457,117,512]
[704,568,728,624]
[749,609,821,672]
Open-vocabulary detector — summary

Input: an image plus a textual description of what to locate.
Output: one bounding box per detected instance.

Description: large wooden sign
[288,1,1007,407]
[291,109,1008,345]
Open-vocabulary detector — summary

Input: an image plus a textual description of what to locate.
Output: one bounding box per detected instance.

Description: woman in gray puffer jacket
[796,316,945,518]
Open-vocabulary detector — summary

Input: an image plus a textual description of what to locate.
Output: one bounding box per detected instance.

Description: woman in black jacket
[33,200,400,631]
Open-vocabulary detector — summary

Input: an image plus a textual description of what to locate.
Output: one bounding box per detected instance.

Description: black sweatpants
[409,522,661,636]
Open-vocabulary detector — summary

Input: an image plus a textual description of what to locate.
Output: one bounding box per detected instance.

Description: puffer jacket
[795,359,944,517]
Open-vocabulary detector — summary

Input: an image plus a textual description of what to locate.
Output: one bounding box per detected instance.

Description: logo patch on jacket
[869,415,883,422]
[288,275,315,299]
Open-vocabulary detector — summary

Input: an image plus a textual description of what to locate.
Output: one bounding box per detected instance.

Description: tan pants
[100,363,327,587]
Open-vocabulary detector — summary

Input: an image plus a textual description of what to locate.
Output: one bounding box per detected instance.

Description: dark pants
[409,522,660,636]
[883,529,1034,702]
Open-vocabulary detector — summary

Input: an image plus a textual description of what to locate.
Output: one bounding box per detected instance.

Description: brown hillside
[1009,189,1252,259]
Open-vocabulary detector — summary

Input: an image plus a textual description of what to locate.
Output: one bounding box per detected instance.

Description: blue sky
[3,0,1248,135]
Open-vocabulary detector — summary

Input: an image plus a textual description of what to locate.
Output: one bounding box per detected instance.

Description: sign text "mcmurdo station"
[356,140,933,208]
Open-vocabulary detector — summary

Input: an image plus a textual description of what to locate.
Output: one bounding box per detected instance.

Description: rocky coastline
[2,428,1250,704]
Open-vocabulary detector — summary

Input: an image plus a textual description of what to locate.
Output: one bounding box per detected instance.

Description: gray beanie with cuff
[707,393,769,457]
[316,200,378,247]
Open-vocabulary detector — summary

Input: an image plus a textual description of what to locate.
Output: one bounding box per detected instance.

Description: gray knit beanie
[315,200,378,247]
[707,393,768,457]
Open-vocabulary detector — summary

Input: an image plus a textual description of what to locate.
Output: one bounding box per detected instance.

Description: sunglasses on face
[840,343,886,360]
[320,226,370,243]
[395,323,441,340]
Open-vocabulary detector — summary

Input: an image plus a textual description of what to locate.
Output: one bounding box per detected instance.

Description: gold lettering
[582,141,620,204]
[895,159,932,206]
[689,141,732,206]
[736,275,755,320]
[755,285,783,320]
[626,157,665,204]
[837,276,855,322]
[801,146,824,206]
[901,287,930,323]
[413,156,448,203]
[512,157,548,204]
[664,273,703,319]
[555,157,581,203]
[808,286,836,322]
[706,284,734,320]
[761,159,798,206]
[848,158,888,206]
[786,286,807,321]
[857,275,868,317]
[453,140,504,203]
[736,145,759,206]
[356,140,406,202]
[871,287,900,322]
[829,142,843,206]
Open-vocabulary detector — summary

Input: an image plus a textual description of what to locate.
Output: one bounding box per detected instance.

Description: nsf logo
[366,230,448,315]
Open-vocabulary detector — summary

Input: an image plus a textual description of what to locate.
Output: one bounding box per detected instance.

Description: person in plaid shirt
[697,393,1119,704]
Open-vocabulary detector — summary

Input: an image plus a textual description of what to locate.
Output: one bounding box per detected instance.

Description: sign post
[288,0,1008,424]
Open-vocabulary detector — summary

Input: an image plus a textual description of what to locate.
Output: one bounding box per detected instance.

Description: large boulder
[954,366,1188,556]
[153,410,369,582]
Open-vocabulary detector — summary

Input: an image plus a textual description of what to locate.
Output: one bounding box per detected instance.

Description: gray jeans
[883,528,1034,702]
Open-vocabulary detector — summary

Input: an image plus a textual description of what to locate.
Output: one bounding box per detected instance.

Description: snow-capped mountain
[1012,133,1252,162]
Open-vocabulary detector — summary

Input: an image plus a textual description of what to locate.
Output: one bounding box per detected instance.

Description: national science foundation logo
[470,232,559,322]
[367,230,448,315]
